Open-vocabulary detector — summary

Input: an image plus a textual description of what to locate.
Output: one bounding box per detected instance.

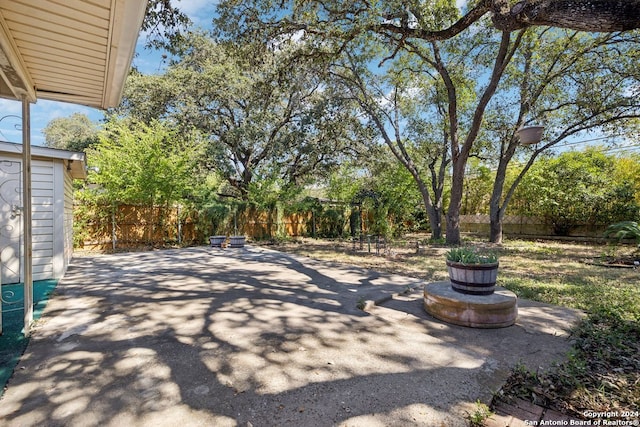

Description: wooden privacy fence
[235,209,316,239]
[233,205,356,239]
[78,204,204,252]
[76,203,356,252]
[459,214,610,238]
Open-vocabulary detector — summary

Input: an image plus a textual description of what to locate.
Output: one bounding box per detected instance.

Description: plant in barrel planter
[445,247,499,295]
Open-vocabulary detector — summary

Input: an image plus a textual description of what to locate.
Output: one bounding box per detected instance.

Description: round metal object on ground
[424,281,517,328]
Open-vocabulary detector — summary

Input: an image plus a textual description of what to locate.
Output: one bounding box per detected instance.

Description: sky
[2,1,632,152]
[0,0,471,147]
[0,0,216,147]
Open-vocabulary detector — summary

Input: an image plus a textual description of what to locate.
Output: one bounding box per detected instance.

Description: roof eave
[0,12,36,102]
[0,140,88,179]
[103,0,148,109]
[0,0,147,110]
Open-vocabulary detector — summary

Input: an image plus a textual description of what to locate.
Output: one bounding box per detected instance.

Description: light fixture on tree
[517,125,545,145]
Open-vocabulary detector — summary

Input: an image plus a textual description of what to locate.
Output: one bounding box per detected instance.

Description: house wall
[0,159,22,284]
[62,167,74,274]
[0,152,76,283]
[32,159,56,281]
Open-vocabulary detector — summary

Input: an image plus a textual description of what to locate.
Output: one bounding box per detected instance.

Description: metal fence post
[112,203,117,252]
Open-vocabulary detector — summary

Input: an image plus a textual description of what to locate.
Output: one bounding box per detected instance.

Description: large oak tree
[118,32,367,200]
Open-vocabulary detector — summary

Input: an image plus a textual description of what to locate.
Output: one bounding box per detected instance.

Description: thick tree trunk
[429,211,442,240]
[489,215,503,243]
[430,144,448,242]
[383,0,640,44]
[494,0,640,32]
[488,151,512,244]
[411,173,442,240]
[445,208,461,245]
[446,163,466,245]
[425,194,443,241]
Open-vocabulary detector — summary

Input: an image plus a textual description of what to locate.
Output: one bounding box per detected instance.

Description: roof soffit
[0,10,35,101]
[0,0,147,109]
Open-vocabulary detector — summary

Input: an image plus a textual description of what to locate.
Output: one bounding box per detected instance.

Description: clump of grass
[494,309,640,417]
[500,275,640,320]
[465,400,494,426]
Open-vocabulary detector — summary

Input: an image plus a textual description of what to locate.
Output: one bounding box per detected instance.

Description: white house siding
[32,159,75,281]
[32,159,55,281]
[62,168,74,276]
[0,143,85,283]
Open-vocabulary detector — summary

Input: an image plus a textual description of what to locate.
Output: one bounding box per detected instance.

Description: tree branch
[496,0,640,32]
[376,0,492,41]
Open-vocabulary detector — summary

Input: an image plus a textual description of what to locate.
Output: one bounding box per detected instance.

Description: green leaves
[445,246,498,264]
[86,118,202,206]
[120,32,368,202]
[510,148,640,235]
[42,113,99,152]
[604,221,640,244]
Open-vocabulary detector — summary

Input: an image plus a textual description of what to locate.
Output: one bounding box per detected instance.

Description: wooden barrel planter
[446,260,499,295]
[229,236,246,248]
[209,235,226,248]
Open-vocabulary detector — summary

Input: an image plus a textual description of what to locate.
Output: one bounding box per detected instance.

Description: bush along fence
[75,202,625,252]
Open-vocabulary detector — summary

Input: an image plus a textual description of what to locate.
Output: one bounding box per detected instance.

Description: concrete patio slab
[0,246,583,426]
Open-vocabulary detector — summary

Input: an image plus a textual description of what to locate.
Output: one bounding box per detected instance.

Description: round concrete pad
[424,281,517,328]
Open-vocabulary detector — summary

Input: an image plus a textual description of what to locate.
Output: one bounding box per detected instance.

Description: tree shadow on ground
[0,246,580,426]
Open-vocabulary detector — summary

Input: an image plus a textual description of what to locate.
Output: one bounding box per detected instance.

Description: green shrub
[604,221,640,244]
